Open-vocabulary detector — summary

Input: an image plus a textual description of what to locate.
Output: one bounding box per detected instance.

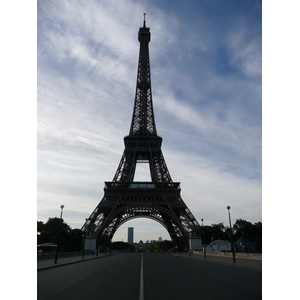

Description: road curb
[172,253,262,272]
[200,257,262,271]
[37,254,113,271]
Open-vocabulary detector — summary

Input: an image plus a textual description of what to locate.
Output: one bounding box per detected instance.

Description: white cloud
[226,21,262,78]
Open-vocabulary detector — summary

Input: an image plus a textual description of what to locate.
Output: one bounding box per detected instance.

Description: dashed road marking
[139,254,144,300]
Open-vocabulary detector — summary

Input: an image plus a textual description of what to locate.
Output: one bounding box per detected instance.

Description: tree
[37,221,45,234]
[163,240,173,251]
[204,223,229,243]
[233,219,262,251]
[110,241,135,252]
[67,229,84,251]
[37,218,83,251]
[233,219,259,238]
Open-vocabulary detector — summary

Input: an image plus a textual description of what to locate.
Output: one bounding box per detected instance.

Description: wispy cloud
[226,22,262,78]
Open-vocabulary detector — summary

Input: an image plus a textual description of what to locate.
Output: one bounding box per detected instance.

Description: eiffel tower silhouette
[82,15,201,250]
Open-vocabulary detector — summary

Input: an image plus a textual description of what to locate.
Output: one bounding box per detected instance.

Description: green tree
[233,219,262,251]
[233,219,260,239]
[66,229,84,251]
[37,221,45,234]
[204,223,229,244]
[37,218,83,251]
[163,240,173,251]
[110,241,135,252]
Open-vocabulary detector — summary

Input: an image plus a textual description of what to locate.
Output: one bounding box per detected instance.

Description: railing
[37,251,94,261]
[130,183,155,188]
[105,182,180,189]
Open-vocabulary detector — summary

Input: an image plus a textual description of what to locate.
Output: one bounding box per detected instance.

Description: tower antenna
[143,13,146,26]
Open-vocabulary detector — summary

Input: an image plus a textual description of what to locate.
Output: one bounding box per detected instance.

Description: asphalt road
[37,253,261,299]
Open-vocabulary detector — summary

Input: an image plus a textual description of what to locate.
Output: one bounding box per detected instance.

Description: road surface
[37,252,261,299]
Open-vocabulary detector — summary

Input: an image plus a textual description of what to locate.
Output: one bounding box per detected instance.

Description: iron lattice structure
[81,18,201,249]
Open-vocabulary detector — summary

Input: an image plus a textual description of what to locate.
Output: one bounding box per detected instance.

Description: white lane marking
[139,254,144,300]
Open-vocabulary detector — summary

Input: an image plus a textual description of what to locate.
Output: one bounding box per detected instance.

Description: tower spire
[130,15,155,136]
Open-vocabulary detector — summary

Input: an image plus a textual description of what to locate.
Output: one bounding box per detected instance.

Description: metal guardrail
[37,251,94,261]
[104,182,180,189]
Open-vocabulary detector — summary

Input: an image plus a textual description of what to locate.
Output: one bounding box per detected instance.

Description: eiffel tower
[82,16,201,250]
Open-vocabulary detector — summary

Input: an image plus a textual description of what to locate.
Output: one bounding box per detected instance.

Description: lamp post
[227,206,236,263]
[201,219,206,259]
[54,205,64,264]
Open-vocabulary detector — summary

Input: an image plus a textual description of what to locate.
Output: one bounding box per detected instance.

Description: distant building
[236,235,256,252]
[128,227,134,244]
[158,237,162,242]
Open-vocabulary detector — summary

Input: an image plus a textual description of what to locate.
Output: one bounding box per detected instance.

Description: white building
[189,235,202,251]
[206,239,231,252]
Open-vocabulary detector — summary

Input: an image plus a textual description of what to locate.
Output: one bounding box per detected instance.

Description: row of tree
[37,218,83,252]
[37,218,262,252]
[202,219,262,251]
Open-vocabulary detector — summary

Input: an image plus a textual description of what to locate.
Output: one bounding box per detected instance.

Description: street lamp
[201,219,206,259]
[54,205,64,264]
[227,206,236,263]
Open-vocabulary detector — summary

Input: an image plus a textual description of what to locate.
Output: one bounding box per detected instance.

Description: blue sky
[36,0,263,242]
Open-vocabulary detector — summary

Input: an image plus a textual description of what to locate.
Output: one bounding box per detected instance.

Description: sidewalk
[173,252,262,271]
[37,253,112,271]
